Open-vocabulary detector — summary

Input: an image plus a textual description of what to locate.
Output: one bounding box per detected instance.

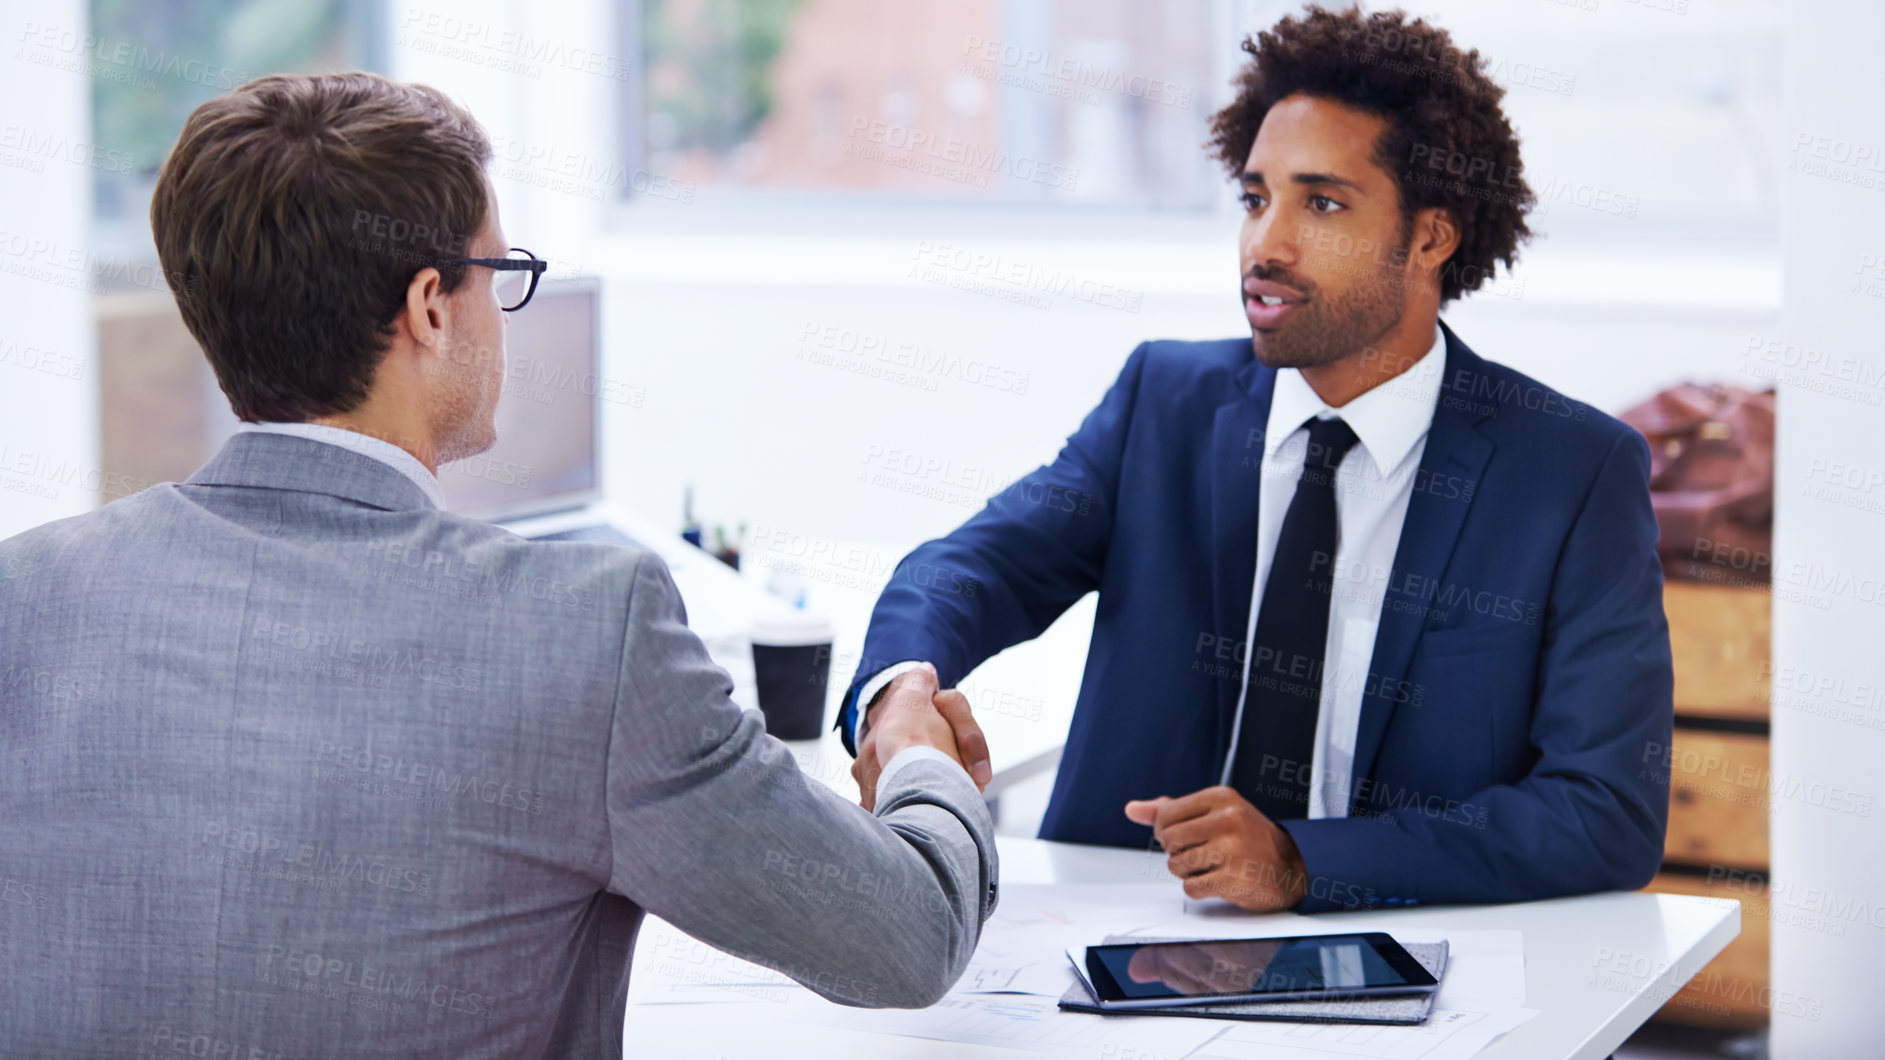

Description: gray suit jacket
[0,431,998,1059]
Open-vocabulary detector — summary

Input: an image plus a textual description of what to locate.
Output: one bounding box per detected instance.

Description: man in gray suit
[0,73,997,1059]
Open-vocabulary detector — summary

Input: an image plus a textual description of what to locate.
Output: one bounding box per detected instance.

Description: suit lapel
[1209,362,1276,757]
[1349,323,1496,798]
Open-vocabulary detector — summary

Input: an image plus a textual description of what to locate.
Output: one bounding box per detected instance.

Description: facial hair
[1249,223,1413,370]
[432,333,501,465]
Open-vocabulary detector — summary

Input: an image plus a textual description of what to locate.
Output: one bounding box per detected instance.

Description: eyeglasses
[440,247,548,311]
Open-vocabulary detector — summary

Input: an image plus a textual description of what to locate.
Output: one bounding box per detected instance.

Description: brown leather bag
[1618,384,1775,584]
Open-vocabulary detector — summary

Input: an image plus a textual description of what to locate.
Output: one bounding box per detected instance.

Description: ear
[1411,206,1461,273]
[398,267,447,350]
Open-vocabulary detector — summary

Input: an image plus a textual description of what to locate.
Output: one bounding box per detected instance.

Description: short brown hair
[151,72,494,422]
[1208,4,1534,302]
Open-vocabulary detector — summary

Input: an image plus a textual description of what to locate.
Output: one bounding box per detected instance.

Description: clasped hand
[851,663,993,811]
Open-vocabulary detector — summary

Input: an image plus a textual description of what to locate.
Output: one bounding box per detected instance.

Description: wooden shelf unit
[1647,579,1773,1030]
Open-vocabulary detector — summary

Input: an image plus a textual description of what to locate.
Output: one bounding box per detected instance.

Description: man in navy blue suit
[841,5,1672,913]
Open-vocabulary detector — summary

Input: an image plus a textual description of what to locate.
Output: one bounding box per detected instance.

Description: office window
[86,0,383,254]
[629,0,1226,210]
[617,0,1784,241]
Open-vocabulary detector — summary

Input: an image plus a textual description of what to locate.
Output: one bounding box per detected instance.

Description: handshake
[850,663,994,812]
[848,664,1311,914]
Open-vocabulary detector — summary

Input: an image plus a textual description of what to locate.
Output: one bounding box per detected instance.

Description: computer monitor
[437,279,600,522]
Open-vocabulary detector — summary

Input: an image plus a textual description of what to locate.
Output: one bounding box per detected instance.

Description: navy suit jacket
[838,321,1673,912]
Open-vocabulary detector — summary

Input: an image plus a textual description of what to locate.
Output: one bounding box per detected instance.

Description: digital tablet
[1067,932,1440,1010]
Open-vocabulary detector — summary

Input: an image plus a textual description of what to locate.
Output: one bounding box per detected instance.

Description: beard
[432,335,503,465]
[1249,225,1413,370]
[435,412,497,466]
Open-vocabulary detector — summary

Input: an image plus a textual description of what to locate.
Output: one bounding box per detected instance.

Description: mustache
[1247,265,1313,295]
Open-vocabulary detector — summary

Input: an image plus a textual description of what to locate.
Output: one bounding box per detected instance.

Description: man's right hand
[851,664,989,811]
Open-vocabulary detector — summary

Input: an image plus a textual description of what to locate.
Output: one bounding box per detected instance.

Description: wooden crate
[1663,730,1771,870]
[1664,581,1771,720]
[1643,873,1772,1029]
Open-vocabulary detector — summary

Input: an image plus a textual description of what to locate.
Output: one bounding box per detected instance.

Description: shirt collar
[236,421,447,509]
[1262,321,1446,478]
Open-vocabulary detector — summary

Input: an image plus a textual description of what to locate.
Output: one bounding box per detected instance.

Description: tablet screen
[1084,932,1434,1002]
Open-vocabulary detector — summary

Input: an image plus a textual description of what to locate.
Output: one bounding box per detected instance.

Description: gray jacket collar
[185,431,438,512]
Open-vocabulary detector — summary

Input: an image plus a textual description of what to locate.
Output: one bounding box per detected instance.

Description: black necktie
[1230,416,1361,821]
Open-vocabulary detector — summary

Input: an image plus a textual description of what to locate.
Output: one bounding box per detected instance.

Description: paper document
[631,885,1536,1060]
[1412,930,1526,1011]
[1202,1005,1538,1060]
[959,883,1184,996]
[791,990,1231,1057]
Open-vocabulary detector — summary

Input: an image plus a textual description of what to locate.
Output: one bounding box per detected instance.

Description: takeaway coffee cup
[750,610,836,741]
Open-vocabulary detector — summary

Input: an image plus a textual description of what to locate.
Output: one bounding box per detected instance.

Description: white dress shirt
[1217,322,1445,817]
[236,421,446,509]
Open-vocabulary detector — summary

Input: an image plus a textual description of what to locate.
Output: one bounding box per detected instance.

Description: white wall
[0,0,98,540]
[1770,1,1885,1054]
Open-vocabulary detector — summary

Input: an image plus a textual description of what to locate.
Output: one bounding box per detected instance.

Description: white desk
[624,835,1739,1060]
